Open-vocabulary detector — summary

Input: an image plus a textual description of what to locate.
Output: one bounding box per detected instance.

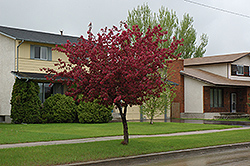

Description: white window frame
[249,66,250,76]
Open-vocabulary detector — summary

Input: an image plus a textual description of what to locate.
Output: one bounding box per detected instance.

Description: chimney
[60,30,63,36]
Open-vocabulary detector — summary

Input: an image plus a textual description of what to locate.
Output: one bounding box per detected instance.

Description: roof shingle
[184,52,250,66]
[0,25,79,45]
[181,68,250,87]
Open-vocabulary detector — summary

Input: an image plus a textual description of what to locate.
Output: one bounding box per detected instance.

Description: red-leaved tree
[43,23,182,145]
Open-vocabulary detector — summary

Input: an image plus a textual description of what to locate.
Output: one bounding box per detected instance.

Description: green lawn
[1,129,250,166]
[0,122,235,144]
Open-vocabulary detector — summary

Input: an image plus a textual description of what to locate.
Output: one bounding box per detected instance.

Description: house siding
[0,34,15,120]
[188,63,228,78]
[17,42,68,73]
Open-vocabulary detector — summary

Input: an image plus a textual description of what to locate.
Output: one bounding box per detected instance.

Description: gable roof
[181,68,250,87]
[0,25,79,45]
[184,52,250,66]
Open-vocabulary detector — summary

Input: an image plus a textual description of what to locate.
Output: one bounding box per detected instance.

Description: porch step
[214,112,250,119]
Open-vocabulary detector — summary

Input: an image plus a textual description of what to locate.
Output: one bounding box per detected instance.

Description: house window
[244,66,249,76]
[38,83,64,103]
[210,88,223,107]
[236,65,244,75]
[231,64,250,76]
[30,45,52,61]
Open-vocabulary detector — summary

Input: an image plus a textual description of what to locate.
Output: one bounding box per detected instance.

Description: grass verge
[0,122,235,144]
[1,129,250,166]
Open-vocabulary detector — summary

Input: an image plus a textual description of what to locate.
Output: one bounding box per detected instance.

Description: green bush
[11,78,41,124]
[41,94,78,123]
[78,100,113,123]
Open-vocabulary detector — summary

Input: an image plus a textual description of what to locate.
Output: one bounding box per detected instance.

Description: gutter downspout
[16,40,24,72]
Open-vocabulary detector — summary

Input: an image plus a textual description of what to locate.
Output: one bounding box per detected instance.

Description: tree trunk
[116,103,129,145]
[150,114,154,124]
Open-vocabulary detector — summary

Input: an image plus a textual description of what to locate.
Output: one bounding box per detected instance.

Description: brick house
[181,52,250,119]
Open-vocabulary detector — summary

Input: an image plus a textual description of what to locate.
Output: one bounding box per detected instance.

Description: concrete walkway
[1,127,250,149]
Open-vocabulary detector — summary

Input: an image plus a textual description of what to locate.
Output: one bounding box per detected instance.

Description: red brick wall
[247,87,250,114]
[167,59,184,118]
[203,86,248,113]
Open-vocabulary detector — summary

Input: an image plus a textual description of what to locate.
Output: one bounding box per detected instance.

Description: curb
[57,142,250,166]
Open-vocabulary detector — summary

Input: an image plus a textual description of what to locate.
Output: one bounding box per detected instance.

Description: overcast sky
[1,0,250,56]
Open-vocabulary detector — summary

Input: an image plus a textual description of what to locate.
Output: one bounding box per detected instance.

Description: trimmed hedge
[78,100,113,123]
[41,94,78,123]
[10,78,41,124]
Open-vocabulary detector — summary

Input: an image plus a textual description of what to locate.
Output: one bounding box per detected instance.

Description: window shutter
[231,64,237,75]
[30,45,35,59]
[48,47,52,61]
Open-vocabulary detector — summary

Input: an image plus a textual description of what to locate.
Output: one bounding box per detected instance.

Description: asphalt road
[136,147,250,166]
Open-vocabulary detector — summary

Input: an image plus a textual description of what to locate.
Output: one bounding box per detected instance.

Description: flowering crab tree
[43,23,182,145]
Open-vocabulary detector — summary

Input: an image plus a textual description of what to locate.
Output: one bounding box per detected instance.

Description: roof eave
[11,71,48,81]
[180,70,250,87]
[184,53,250,67]
[0,31,16,40]
[15,38,66,45]
[180,70,215,85]
[184,61,231,67]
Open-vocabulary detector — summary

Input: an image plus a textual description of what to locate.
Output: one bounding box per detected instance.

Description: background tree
[141,66,176,124]
[43,23,182,145]
[141,83,176,124]
[127,4,208,58]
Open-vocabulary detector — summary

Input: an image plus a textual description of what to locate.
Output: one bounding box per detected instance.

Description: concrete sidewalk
[1,127,250,149]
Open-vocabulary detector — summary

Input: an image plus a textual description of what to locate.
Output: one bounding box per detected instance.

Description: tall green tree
[11,78,41,124]
[127,4,208,58]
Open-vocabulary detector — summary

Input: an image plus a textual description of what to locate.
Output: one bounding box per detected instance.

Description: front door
[231,93,236,113]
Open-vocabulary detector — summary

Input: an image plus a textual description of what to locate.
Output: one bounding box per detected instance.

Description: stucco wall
[0,34,15,116]
[232,55,250,66]
[189,63,228,78]
[184,76,208,113]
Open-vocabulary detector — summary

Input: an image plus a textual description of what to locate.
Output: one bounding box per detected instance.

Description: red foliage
[42,24,182,108]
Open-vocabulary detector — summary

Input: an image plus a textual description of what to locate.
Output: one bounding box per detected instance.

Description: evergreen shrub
[10,78,41,124]
[78,100,113,123]
[41,94,77,123]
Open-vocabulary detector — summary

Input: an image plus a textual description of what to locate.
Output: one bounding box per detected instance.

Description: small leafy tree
[127,3,208,58]
[11,78,41,124]
[141,83,176,124]
[43,23,182,144]
[141,66,176,124]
